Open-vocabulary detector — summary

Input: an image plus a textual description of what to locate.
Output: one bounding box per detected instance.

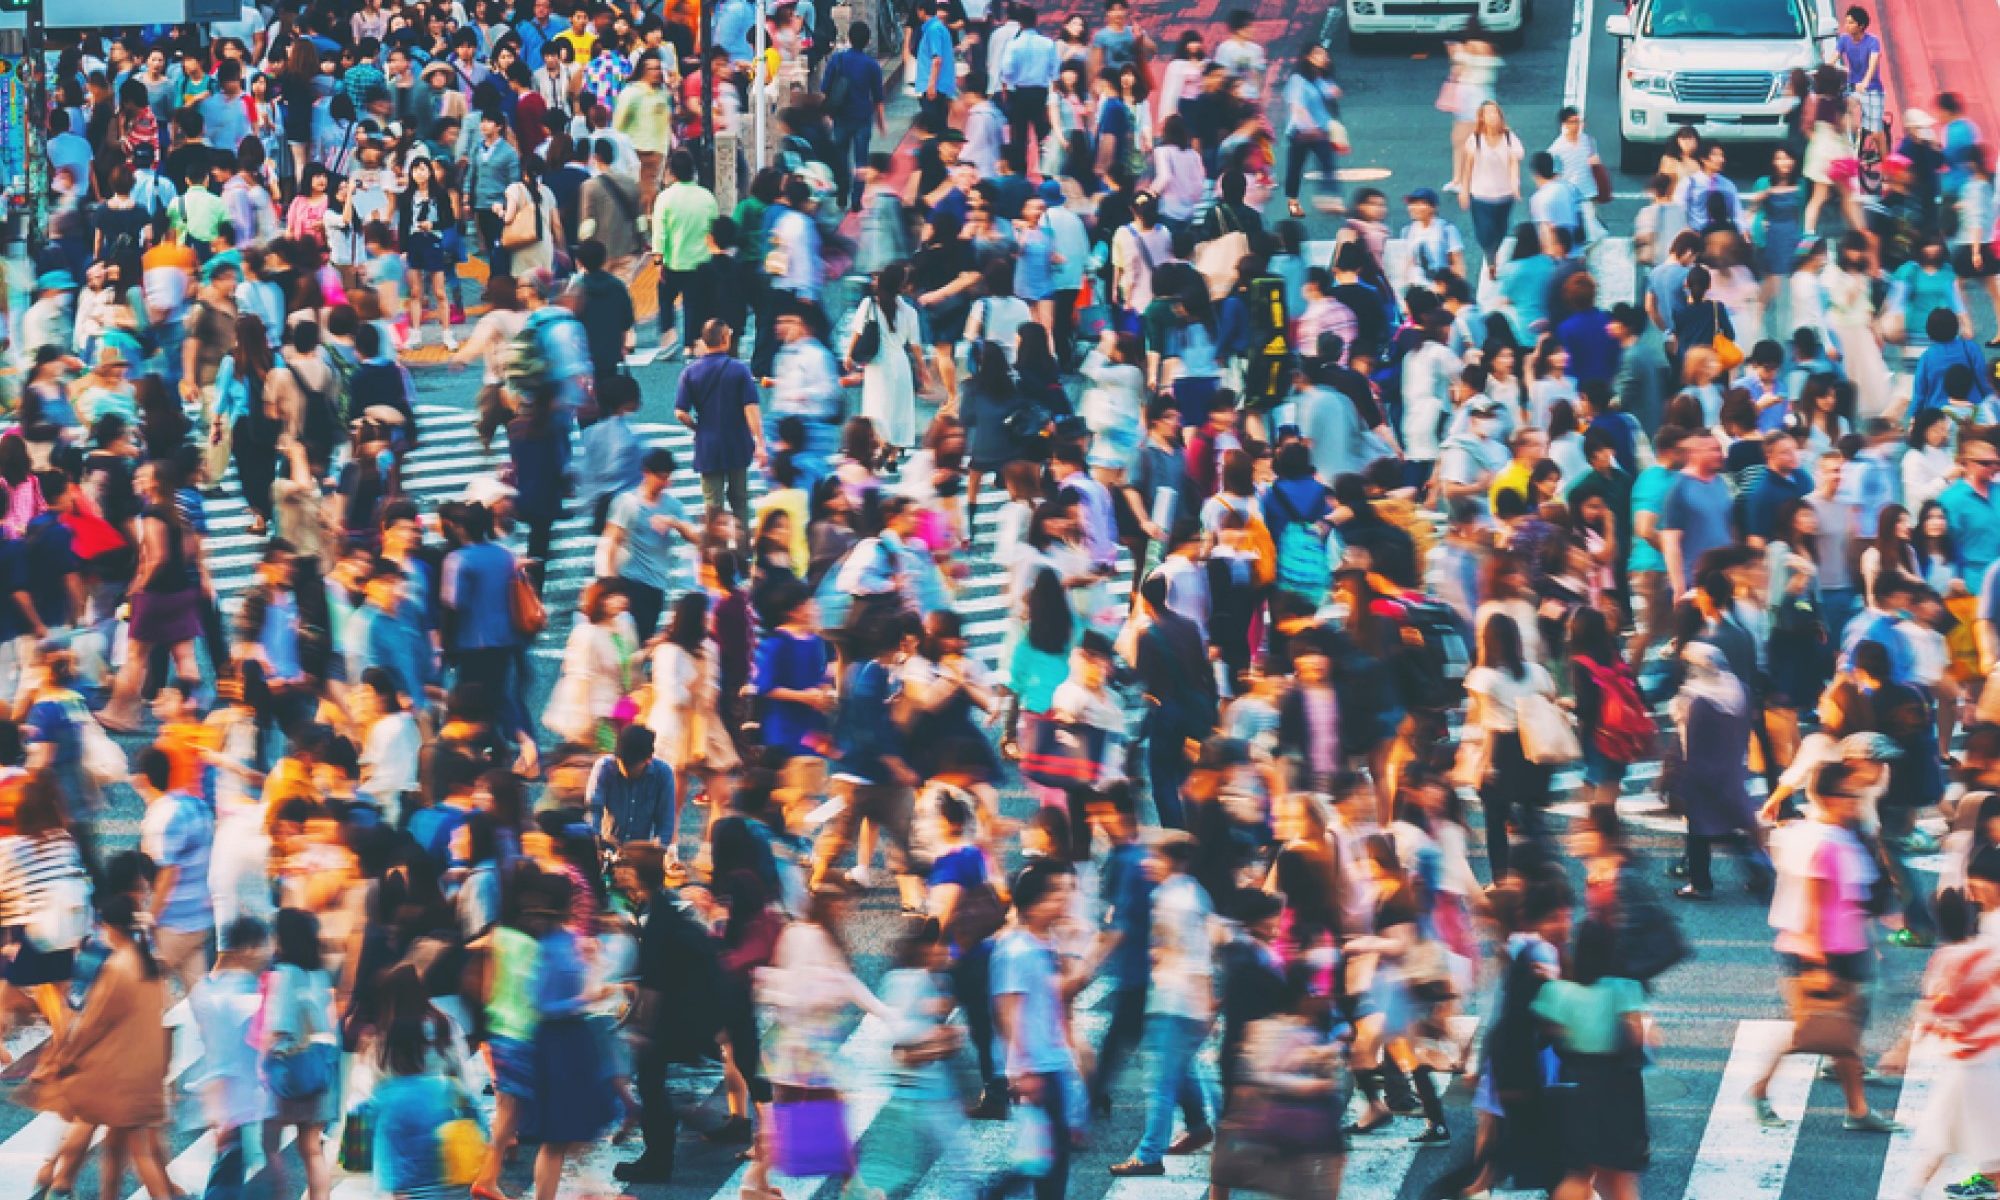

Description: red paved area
[1875,0,2000,145]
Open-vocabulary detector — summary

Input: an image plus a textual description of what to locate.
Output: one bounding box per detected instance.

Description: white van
[1347,0,1532,48]
[1606,0,1838,173]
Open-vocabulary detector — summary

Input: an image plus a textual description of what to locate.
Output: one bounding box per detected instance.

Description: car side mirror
[1605,13,1632,36]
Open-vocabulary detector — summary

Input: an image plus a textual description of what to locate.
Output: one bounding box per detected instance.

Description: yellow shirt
[755,487,810,566]
[1490,459,1533,510]
[552,27,596,62]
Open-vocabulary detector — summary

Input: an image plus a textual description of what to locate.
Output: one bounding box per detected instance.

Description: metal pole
[700,0,715,183]
[752,0,765,167]
[23,0,43,249]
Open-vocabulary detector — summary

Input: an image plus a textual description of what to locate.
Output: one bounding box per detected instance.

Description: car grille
[1672,71,1776,105]
[1383,2,1480,14]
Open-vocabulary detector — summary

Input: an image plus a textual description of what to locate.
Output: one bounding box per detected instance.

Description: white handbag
[1516,691,1582,765]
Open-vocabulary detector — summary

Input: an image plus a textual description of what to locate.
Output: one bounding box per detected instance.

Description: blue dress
[527,928,619,1143]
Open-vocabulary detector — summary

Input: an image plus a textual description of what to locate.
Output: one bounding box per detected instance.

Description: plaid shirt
[342,61,389,112]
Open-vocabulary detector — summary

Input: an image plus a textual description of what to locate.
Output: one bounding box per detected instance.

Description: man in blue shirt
[439,501,521,721]
[985,860,1079,1200]
[585,726,678,851]
[912,0,959,129]
[136,745,214,995]
[1941,430,2000,586]
[604,448,702,639]
[346,559,439,715]
[819,22,887,209]
[675,320,765,533]
[1086,795,1170,1121]
[1841,571,1918,684]
[1660,429,1735,597]
[810,617,924,909]
[514,0,567,70]
[714,0,757,61]
[1743,432,1813,547]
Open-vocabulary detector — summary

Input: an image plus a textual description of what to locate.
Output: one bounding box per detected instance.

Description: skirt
[489,1034,536,1100]
[526,1015,618,1144]
[3,927,73,988]
[129,587,202,646]
[1555,1051,1649,1173]
[406,230,450,274]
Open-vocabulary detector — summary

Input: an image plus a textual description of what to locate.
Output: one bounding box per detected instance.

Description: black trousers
[950,942,999,1088]
[522,516,557,592]
[623,579,667,642]
[658,266,698,346]
[1005,85,1049,174]
[475,209,510,276]
[1479,731,1548,882]
[1050,287,1079,368]
[633,1040,683,1169]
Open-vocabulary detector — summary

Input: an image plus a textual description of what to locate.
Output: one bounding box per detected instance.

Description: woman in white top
[1463,610,1556,882]
[1455,100,1524,279]
[1156,31,1207,129]
[354,670,423,825]
[1819,241,1892,421]
[546,580,640,751]
[847,264,929,453]
[648,593,742,845]
[498,164,562,275]
[451,276,535,447]
[1902,409,1961,509]
[1150,115,1208,226]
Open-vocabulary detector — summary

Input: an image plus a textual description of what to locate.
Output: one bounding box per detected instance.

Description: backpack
[1579,657,1656,763]
[504,309,561,402]
[1268,487,1329,603]
[1217,495,1277,588]
[1395,597,1470,712]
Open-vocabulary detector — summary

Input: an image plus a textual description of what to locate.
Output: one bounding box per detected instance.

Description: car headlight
[1625,69,1674,96]
[1352,0,1376,12]
[1485,0,1512,10]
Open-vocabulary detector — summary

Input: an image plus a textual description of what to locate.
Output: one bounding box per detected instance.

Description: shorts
[1854,88,1885,133]
[489,1034,537,1099]
[1954,244,1999,278]
[1582,744,1629,788]
[1631,570,1671,651]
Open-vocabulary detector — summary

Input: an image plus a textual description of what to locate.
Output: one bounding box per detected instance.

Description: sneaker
[1409,1123,1451,1146]
[1944,1175,1998,1200]
[1841,1110,1902,1134]
[1889,927,1935,949]
[846,865,874,889]
[1819,1062,1889,1085]
[1108,1160,1165,1178]
[1748,1093,1784,1127]
[612,1159,674,1185]
[444,333,460,352]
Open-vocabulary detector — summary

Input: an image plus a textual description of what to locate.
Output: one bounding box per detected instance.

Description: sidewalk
[1875,0,2000,143]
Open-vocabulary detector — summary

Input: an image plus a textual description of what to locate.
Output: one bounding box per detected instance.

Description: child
[189,916,280,1200]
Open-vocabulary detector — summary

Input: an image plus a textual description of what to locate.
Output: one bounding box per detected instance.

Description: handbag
[509,565,548,639]
[1434,75,1461,115]
[946,880,1007,950]
[1782,969,1863,1056]
[1019,719,1108,789]
[1711,302,1745,371]
[1450,728,1490,789]
[1516,691,1582,765]
[262,1039,337,1100]
[1401,937,1458,1001]
[500,190,542,251]
[338,1102,375,1173]
[848,300,882,367]
[771,1096,855,1177]
[1007,1102,1055,1178]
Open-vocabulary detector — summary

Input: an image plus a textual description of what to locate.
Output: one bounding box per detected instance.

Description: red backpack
[1580,658,1655,764]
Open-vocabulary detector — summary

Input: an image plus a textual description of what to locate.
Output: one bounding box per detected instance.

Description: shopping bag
[771,1097,855,1177]
[1019,719,1108,789]
[1783,970,1863,1057]
[1516,692,1582,765]
[1007,1102,1054,1179]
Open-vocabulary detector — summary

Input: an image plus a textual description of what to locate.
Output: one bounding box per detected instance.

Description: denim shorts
[1582,744,1628,787]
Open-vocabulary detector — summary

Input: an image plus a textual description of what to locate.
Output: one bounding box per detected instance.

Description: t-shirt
[1627,465,1673,574]
[607,488,690,591]
[1838,32,1883,92]
[989,928,1071,1075]
[1660,472,1735,577]
[139,790,214,933]
[439,541,519,651]
[1531,977,1644,1056]
[1147,873,1215,1020]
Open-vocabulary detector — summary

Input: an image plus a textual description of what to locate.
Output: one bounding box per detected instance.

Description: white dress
[1819,264,1892,420]
[851,296,921,449]
[647,641,742,774]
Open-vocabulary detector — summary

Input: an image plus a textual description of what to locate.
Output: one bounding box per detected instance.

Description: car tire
[1618,134,1651,175]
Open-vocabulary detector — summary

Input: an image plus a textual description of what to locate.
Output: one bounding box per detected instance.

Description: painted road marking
[1684,1019,1816,1200]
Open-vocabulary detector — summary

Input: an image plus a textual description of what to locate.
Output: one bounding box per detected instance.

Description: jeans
[1146,720,1191,830]
[1284,133,1337,202]
[1050,287,1079,368]
[476,209,510,276]
[831,120,873,210]
[1134,1014,1211,1163]
[622,579,667,641]
[1468,197,1513,263]
[1821,586,1860,651]
[977,1070,1069,1200]
[1089,986,1148,1108]
[950,942,1000,1089]
[1878,809,1937,936]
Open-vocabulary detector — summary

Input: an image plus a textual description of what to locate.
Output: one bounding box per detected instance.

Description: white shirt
[1463,131,1524,202]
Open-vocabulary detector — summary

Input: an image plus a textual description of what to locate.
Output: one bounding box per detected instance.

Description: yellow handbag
[1710,302,1745,371]
[439,1115,489,1186]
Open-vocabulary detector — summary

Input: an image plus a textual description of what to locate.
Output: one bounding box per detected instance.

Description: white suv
[1348,0,1531,48]
[1607,0,1837,173]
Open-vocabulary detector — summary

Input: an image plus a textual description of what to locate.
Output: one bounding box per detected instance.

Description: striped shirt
[1922,929,2000,1060]
[140,791,214,934]
[0,833,87,928]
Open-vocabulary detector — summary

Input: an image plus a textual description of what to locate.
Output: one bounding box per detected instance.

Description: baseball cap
[1405,187,1440,206]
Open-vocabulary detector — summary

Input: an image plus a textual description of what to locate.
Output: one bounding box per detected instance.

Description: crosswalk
[196,401,1114,672]
[0,985,1982,1200]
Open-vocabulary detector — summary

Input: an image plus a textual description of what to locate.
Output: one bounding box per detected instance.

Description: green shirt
[734,196,769,266]
[1531,977,1644,1056]
[613,81,675,155]
[652,181,720,272]
[486,926,542,1041]
[173,186,228,243]
[1627,464,1673,574]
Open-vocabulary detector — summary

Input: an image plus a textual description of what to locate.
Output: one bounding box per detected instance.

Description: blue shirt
[834,658,906,783]
[1744,469,1813,541]
[347,605,437,712]
[514,14,566,69]
[1909,337,1992,416]
[1839,608,1916,683]
[820,47,884,128]
[913,17,958,98]
[440,541,520,650]
[1099,842,1153,990]
[999,30,1060,89]
[1661,471,1736,575]
[140,790,213,933]
[714,0,756,61]
[676,353,762,475]
[753,629,831,755]
[1941,478,2000,584]
[990,928,1071,1075]
[1838,32,1883,92]
[260,590,303,682]
[607,487,690,591]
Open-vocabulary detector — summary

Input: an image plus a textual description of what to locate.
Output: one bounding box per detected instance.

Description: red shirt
[512,90,550,151]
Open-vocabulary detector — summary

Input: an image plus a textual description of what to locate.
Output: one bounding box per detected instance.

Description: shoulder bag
[500,186,543,251]
[1710,301,1745,371]
[1516,687,1582,765]
[848,298,882,368]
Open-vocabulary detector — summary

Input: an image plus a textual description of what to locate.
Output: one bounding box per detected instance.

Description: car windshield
[1643,0,1805,37]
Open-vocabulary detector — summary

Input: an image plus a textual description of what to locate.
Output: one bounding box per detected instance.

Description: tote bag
[1516,690,1581,765]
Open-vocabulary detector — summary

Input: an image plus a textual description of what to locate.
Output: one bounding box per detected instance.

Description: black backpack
[1395,597,1470,713]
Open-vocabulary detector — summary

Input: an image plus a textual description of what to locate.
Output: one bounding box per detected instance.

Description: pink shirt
[1775,836,1869,957]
